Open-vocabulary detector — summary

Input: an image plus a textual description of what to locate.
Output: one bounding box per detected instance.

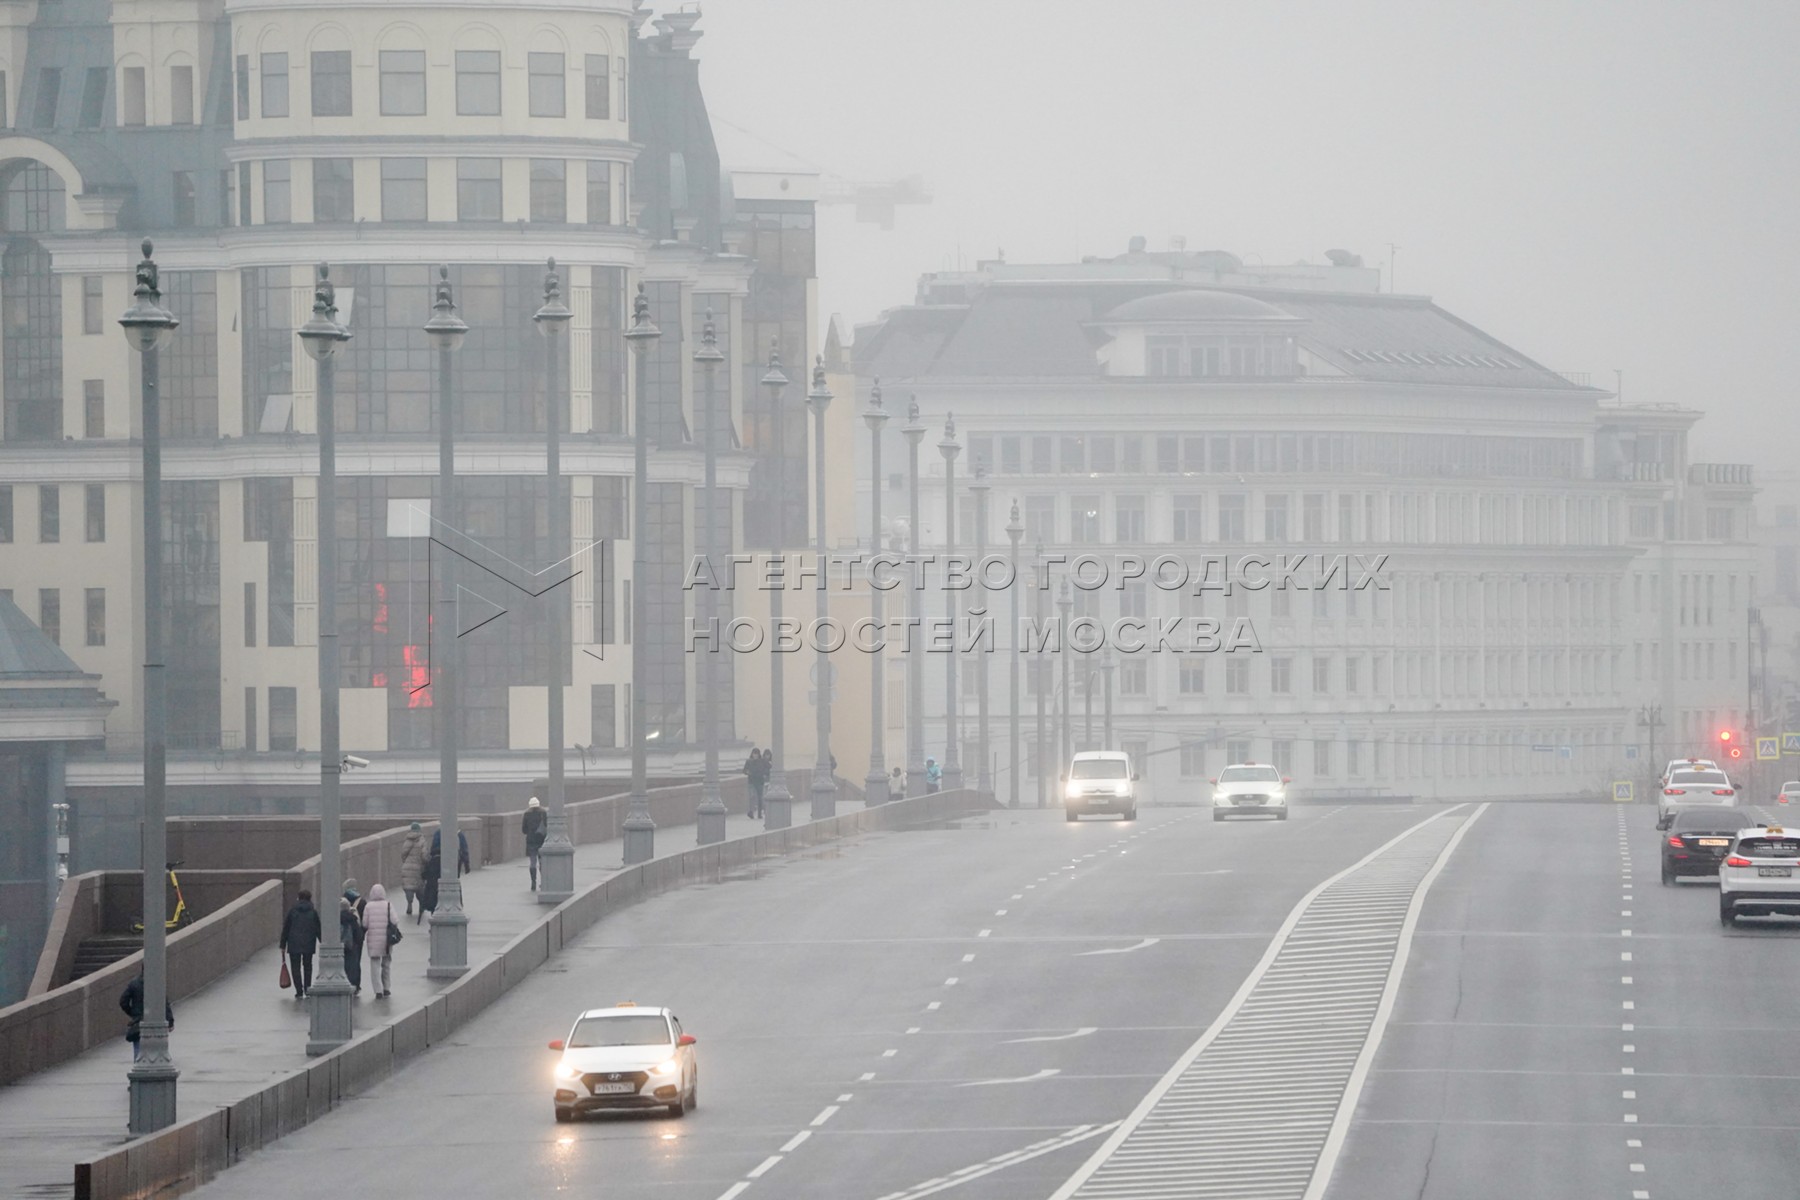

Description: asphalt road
[1322,801,1800,1200]
[184,801,1441,1200]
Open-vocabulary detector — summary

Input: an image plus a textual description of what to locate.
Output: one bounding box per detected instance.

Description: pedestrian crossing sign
[1757,736,1780,762]
[1784,732,1800,754]
[1613,781,1633,802]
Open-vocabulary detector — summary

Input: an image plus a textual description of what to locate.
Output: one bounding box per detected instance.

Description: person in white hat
[522,797,547,891]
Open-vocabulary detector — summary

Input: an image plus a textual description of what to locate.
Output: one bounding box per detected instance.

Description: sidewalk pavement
[0,812,774,1200]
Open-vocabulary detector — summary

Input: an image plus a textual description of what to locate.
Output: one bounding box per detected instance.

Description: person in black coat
[279,891,323,999]
[119,972,173,1061]
[339,898,364,994]
[430,827,471,876]
[522,797,547,892]
[417,849,440,925]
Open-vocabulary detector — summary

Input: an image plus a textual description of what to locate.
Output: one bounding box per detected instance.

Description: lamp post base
[696,801,728,845]
[536,838,575,904]
[623,813,655,865]
[944,766,965,792]
[764,784,793,830]
[426,904,470,979]
[305,974,354,1056]
[864,769,889,807]
[810,774,837,821]
[126,1056,179,1134]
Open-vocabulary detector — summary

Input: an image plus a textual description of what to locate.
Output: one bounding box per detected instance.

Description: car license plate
[1698,838,1729,846]
[1758,866,1792,878]
[591,1082,634,1095]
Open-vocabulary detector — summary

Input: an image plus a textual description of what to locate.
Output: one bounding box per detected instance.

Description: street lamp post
[693,310,728,844]
[760,341,794,829]
[297,265,352,1053]
[1005,501,1023,809]
[970,464,991,795]
[622,285,661,864]
[902,399,926,797]
[1084,663,1095,751]
[1032,541,1047,808]
[806,357,837,820]
[534,260,576,900]
[1101,644,1115,752]
[1057,578,1073,780]
[940,415,963,791]
[424,266,470,978]
[862,381,890,806]
[120,239,179,1134]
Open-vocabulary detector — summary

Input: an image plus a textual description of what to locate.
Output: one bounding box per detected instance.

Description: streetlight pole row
[761,343,794,828]
[807,357,837,820]
[903,400,926,798]
[622,285,660,864]
[694,310,728,844]
[970,464,991,797]
[863,381,890,806]
[940,415,963,791]
[535,261,576,900]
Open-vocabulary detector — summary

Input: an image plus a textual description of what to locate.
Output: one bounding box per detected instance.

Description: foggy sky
[698,0,1800,476]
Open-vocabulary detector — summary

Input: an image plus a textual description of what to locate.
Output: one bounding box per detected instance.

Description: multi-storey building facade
[854,243,1756,802]
[0,1,814,864]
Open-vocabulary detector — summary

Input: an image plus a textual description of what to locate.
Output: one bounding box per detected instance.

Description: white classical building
[853,243,1757,803]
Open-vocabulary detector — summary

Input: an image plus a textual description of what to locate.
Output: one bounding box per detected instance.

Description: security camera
[341,754,371,770]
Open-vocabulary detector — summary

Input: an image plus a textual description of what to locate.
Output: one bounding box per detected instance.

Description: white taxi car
[1718,826,1800,927]
[548,1003,698,1121]
[1210,763,1289,821]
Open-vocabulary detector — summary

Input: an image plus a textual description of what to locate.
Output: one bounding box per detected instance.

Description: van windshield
[1071,760,1128,780]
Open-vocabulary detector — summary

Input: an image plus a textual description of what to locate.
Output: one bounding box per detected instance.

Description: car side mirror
[677,1034,696,1047]
[1059,773,1066,781]
[1282,777,1292,785]
[1208,778,1217,786]
[548,1039,565,1051]
[1131,773,1141,781]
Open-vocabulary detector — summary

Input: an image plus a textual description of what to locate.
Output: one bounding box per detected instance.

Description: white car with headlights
[548,1003,698,1121]
[1656,768,1737,829]
[1210,763,1289,821]
[1064,751,1138,822]
[1719,826,1800,926]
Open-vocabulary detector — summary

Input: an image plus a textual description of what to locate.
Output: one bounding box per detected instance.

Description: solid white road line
[870,1123,1120,1200]
[1075,937,1161,956]
[1004,1027,1098,1045]
[957,1067,1061,1087]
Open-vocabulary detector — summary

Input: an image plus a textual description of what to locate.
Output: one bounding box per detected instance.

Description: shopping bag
[278,958,292,990]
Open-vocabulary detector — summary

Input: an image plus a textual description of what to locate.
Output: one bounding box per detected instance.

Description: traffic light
[1720,729,1744,760]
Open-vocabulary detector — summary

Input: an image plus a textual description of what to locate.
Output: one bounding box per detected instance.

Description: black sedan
[1663,808,1753,883]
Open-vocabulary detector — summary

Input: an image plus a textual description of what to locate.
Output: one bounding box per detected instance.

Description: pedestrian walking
[759,748,775,812]
[119,971,172,1062]
[925,756,942,793]
[890,766,904,794]
[399,822,426,914]
[417,847,439,925]
[279,889,323,1000]
[522,797,547,891]
[742,747,764,818]
[361,883,397,998]
[339,898,364,994]
[430,826,471,876]
[342,877,364,919]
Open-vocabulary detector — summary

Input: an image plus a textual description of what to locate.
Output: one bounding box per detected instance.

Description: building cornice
[221,136,641,165]
[41,226,655,272]
[224,0,634,14]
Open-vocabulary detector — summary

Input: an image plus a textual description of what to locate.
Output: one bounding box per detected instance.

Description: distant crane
[818,175,932,231]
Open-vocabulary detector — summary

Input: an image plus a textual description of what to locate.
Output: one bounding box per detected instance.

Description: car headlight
[1114,782,1130,795]
[648,1058,680,1077]
[554,1061,581,1081]
[1066,783,1081,799]
[1269,791,1286,802]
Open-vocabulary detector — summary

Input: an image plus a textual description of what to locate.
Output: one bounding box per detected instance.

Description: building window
[235,55,250,120]
[1314,738,1332,777]
[84,588,104,645]
[1120,579,1147,619]
[999,436,1022,474]
[260,52,288,118]
[1271,739,1293,776]
[1312,654,1330,693]
[1173,494,1204,541]
[1071,495,1101,543]
[1272,587,1292,619]
[312,158,354,222]
[529,158,566,221]
[244,687,257,751]
[170,64,194,124]
[584,54,609,118]
[38,588,59,643]
[456,50,501,115]
[0,487,10,541]
[1179,742,1207,777]
[1345,655,1361,694]
[79,67,108,129]
[1271,656,1292,694]
[0,70,7,127]
[80,275,105,334]
[310,50,352,116]
[1115,495,1146,542]
[1226,738,1251,765]
[120,66,145,126]
[1707,507,1734,540]
[1024,495,1055,545]
[1346,740,1362,776]
[1264,494,1289,541]
[172,172,197,226]
[1226,657,1249,695]
[83,380,104,437]
[379,50,426,116]
[1118,659,1147,695]
[32,67,60,128]
[38,485,58,543]
[1089,436,1116,473]
[457,158,502,221]
[238,162,252,224]
[380,158,427,220]
[244,580,256,646]
[221,168,235,226]
[586,160,611,224]
[591,684,616,748]
[528,52,565,117]
[1147,336,1180,377]
[1218,493,1247,541]
[616,55,626,120]
[84,483,104,541]
[1179,660,1205,694]
[263,160,291,223]
[269,686,298,751]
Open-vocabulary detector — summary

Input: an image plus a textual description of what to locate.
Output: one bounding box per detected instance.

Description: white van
[1064,750,1138,822]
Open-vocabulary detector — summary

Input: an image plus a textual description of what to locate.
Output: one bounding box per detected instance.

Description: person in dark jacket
[744,747,767,818]
[279,890,323,999]
[417,848,440,924]
[339,898,364,994]
[119,972,173,1061]
[522,797,547,891]
[430,827,471,876]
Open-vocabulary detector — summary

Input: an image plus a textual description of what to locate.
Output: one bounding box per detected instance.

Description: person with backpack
[522,797,547,891]
[119,972,172,1061]
[926,757,942,793]
[279,890,323,1000]
[360,883,398,998]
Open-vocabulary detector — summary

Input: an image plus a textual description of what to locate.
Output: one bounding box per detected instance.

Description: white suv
[1211,763,1289,821]
[1719,826,1800,927]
